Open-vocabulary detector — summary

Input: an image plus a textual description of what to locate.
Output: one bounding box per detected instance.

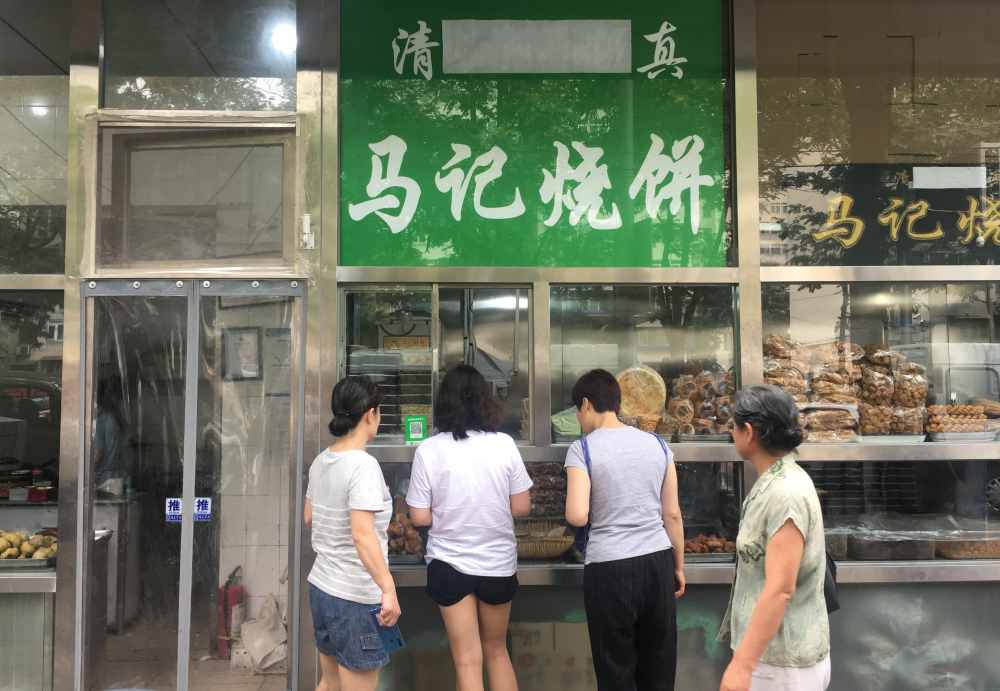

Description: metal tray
[858,435,926,444]
[0,557,56,569]
[677,433,732,443]
[684,552,735,563]
[928,432,998,442]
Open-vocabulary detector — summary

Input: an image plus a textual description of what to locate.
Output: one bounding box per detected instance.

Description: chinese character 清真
[637,20,688,80]
[392,20,440,81]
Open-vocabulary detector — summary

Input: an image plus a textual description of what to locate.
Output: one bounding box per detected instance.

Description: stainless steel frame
[12,0,996,689]
[74,279,305,691]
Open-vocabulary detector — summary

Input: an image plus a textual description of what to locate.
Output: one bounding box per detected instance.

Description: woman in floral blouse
[720,385,830,691]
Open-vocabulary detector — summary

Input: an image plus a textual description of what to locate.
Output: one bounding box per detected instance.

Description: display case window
[550,285,737,443]
[803,460,1000,561]
[763,283,1000,442]
[342,285,533,442]
[439,287,531,440]
[341,287,434,442]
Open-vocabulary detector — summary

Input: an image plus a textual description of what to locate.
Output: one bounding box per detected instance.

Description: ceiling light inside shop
[271,22,297,56]
[30,106,49,117]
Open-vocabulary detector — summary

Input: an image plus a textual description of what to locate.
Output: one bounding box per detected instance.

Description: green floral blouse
[718,456,830,667]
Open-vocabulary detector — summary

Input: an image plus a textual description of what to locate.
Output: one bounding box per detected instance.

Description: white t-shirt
[406,431,533,577]
[306,449,391,605]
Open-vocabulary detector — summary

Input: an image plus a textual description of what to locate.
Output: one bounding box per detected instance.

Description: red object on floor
[217,566,244,659]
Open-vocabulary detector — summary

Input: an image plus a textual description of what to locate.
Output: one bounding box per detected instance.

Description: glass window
[341,287,434,442]
[342,285,534,442]
[0,5,70,273]
[804,460,1000,561]
[439,287,531,440]
[102,0,296,110]
[0,291,63,574]
[97,128,293,266]
[758,0,1000,266]
[550,285,737,442]
[763,282,1000,442]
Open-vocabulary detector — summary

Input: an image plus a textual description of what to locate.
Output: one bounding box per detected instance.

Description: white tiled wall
[215,302,292,622]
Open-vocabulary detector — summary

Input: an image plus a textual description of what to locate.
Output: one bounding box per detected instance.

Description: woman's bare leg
[317,651,340,691]
[338,665,379,691]
[478,600,517,691]
[440,595,485,691]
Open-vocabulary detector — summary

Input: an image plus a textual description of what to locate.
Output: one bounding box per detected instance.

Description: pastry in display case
[518,463,573,561]
[763,283,1000,443]
[678,462,742,563]
[550,285,737,443]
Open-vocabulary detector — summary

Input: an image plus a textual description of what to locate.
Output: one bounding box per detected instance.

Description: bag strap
[647,431,671,462]
[580,434,592,475]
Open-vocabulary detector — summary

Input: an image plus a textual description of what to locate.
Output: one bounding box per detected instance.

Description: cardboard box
[549,623,597,691]
[510,623,555,691]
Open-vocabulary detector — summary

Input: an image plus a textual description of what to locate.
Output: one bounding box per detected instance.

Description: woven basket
[517,536,574,560]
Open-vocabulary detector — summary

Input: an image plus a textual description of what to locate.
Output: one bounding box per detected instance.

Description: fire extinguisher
[217,566,245,659]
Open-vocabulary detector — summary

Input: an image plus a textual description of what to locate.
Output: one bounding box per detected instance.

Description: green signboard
[341,1,728,267]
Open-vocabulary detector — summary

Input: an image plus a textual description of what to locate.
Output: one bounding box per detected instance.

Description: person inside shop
[304,376,400,691]
[564,368,685,691]
[406,364,533,691]
[719,385,830,691]
[94,376,130,496]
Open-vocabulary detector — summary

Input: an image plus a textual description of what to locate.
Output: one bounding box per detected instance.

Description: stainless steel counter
[390,559,1000,587]
[0,569,57,594]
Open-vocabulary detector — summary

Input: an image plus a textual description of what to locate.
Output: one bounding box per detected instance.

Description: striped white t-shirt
[306,449,391,605]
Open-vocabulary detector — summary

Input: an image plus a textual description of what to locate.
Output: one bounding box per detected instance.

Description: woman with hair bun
[720,385,830,691]
[406,365,533,691]
[304,376,399,691]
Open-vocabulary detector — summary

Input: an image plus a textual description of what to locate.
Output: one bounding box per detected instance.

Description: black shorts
[426,560,519,607]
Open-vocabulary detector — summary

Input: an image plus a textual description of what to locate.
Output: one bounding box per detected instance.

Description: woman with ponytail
[719,385,830,691]
[305,376,399,691]
[406,365,533,691]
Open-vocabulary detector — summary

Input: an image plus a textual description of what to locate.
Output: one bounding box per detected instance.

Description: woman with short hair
[564,368,686,691]
[720,385,830,691]
[305,376,400,691]
[406,365,533,691]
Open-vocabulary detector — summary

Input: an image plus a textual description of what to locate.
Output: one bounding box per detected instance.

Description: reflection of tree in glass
[758,69,1000,267]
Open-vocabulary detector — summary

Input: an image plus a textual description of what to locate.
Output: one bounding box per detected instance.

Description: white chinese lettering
[628,133,714,235]
[348,135,421,234]
[637,21,687,80]
[540,141,622,230]
[392,21,439,80]
[434,144,525,221]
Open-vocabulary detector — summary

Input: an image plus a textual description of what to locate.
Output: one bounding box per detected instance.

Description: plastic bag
[240,595,287,672]
[861,368,894,406]
[893,373,928,408]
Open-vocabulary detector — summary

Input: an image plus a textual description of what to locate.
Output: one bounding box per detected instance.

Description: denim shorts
[308,584,389,671]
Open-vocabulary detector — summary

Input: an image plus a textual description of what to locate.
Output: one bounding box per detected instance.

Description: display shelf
[369,441,1000,464]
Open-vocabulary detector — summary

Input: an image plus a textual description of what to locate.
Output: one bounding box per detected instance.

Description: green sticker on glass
[404,415,429,444]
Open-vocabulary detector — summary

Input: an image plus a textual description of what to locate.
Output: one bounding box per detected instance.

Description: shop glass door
[81,280,304,691]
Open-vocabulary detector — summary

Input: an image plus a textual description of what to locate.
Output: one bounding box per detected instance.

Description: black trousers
[583,549,678,691]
